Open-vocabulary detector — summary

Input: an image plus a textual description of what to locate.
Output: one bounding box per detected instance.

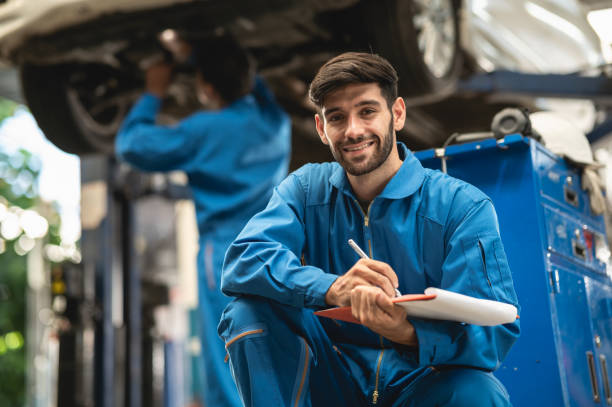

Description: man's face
[196,73,220,109]
[315,83,404,176]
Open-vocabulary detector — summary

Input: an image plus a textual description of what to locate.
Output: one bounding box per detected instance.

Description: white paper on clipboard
[398,287,518,326]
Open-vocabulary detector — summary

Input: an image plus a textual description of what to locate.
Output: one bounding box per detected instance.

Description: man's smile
[342,139,376,154]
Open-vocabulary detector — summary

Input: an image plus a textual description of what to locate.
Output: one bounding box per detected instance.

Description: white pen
[348,239,402,297]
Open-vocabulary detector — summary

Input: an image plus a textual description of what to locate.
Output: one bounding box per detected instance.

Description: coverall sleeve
[115,93,203,172]
[221,172,339,308]
[409,198,520,371]
[252,76,277,107]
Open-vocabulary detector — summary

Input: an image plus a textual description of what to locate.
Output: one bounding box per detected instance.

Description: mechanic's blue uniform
[115,77,291,407]
[219,143,520,406]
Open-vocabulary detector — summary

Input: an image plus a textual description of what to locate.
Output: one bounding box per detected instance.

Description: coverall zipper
[373,336,385,404]
[353,199,373,227]
[353,199,384,404]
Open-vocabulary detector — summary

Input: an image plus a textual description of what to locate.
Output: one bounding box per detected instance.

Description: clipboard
[314,287,518,326]
[315,294,436,324]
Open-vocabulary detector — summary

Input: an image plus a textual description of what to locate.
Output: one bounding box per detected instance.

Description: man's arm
[221,170,339,308]
[409,198,520,370]
[349,285,418,346]
[115,63,207,172]
[325,258,399,306]
[115,96,203,172]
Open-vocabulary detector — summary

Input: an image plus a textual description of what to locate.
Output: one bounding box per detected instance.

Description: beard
[330,117,395,176]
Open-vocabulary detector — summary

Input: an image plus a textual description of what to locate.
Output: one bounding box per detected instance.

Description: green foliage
[0,241,26,407]
[0,98,17,125]
[0,145,54,406]
[0,149,40,209]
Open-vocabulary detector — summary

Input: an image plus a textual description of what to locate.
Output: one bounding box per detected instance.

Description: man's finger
[375,291,395,314]
[350,287,365,321]
[350,263,396,297]
[360,259,399,288]
[360,269,396,297]
[351,286,377,322]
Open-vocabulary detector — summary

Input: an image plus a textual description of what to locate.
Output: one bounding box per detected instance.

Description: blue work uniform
[219,143,520,406]
[115,77,291,407]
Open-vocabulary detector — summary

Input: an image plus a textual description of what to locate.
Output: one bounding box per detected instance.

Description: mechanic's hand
[325,258,399,307]
[159,34,192,63]
[351,285,417,346]
[146,62,173,98]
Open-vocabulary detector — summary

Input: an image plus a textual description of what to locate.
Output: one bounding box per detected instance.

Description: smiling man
[218,52,520,406]
[317,83,397,176]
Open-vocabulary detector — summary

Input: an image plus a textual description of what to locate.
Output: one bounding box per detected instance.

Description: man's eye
[361,108,375,116]
[328,115,343,122]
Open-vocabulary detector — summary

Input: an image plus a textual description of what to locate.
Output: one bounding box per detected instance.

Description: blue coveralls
[219,143,520,406]
[115,77,291,407]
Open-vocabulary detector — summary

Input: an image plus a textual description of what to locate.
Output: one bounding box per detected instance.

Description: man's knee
[416,368,511,407]
[217,297,278,339]
[438,369,511,406]
[222,297,275,323]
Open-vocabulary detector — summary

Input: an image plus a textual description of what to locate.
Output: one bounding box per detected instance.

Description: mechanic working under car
[218,52,520,406]
[114,34,291,407]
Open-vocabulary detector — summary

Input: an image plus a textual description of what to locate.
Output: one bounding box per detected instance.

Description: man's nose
[345,114,366,140]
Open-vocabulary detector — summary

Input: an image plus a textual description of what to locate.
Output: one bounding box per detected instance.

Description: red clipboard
[314,293,437,324]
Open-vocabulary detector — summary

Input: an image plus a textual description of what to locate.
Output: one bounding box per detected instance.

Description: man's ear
[204,83,221,102]
[315,113,329,145]
[392,97,406,131]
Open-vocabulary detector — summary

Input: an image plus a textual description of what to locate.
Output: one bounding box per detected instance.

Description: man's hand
[146,62,173,98]
[159,31,192,63]
[325,258,399,307]
[351,286,417,346]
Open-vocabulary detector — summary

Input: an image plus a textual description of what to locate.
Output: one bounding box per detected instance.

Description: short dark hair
[192,35,254,103]
[308,52,398,109]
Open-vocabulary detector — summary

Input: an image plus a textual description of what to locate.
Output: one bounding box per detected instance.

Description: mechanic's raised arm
[221,170,338,308]
[115,94,204,172]
[408,198,520,371]
[115,60,209,172]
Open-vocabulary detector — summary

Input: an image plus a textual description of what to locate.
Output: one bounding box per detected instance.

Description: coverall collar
[329,142,425,200]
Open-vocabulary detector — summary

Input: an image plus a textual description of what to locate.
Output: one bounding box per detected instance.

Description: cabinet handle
[587,351,601,403]
[601,355,611,405]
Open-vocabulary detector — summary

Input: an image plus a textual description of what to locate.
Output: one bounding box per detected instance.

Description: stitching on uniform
[225,328,264,349]
[293,337,310,407]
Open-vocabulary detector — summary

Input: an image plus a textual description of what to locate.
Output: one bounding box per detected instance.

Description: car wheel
[364,0,463,97]
[20,64,139,155]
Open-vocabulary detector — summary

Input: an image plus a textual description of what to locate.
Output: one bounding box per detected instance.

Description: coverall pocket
[491,238,515,300]
[473,234,514,301]
[460,235,502,299]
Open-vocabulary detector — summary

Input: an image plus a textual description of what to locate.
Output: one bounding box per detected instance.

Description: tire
[364,0,463,97]
[20,64,139,155]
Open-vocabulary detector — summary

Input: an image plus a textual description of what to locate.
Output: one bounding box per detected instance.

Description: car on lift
[0,0,606,156]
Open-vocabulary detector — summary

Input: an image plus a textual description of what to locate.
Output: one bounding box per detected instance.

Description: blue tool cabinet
[416,135,612,406]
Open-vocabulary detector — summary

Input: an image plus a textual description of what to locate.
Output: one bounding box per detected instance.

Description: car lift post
[64,155,143,407]
[65,155,190,407]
